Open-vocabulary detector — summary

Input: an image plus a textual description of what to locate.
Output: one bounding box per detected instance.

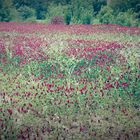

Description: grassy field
[0,22,140,140]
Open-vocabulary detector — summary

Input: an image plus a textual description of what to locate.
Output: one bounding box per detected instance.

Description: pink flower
[7,109,13,115]
[104,83,113,89]
[106,66,110,71]
[122,82,129,87]
[0,118,3,122]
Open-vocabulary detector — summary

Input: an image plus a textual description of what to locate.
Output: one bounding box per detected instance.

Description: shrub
[97,6,115,24]
[51,16,64,24]
[64,10,72,25]
[10,8,21,22]
[47,3,67,17]
[97,6,139,27]
[115,9,140,26]
[46,3,68,24]
[25,17,37,23]
[0,9,12,22]
[81,11,92,24]
[0,0,14,22]
[18,6,35,20]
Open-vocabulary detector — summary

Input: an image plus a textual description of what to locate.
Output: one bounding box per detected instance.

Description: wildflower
[66,100,70,103]
[122,82,129,87]
[106,66,110,71]
[104,82,113,89]
[28,103,33,107]
[0,118,3,122]
[7,109,13,115]
[114,81,120,88]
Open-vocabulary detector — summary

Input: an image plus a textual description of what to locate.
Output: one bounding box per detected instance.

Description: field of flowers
[0,22,140,140]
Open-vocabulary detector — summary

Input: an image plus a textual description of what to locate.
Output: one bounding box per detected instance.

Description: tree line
[0,0,140,26]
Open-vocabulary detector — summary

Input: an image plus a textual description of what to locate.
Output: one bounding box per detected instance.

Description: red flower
[0,118,3,122]
[114,81,120,88]
[66,100,70,103]
[80,85,87,92]
[7,109,13,115]
[106,66,110,71]
[75,100,78,103]
[111,108,115,113]
[28,103,33,107]
[122,82,129,87]
[104,83,113,89]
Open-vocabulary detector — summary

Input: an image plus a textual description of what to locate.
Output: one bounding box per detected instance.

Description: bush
[47,3,68,17]
[36,10,46,20]
[65,14,71,25]
[81,11,92,24]
[92,19,101,24]
[46,3,69,24]
[24,17,37,23]
[0,0,14,22]
[70,9,93,24]
[115,9,140,26]
[64,9,72,25]
[18,6,35,20]
[0,9,12,22]
[97,6,115,24]
[97,6,139,27]
[51,16,64,24]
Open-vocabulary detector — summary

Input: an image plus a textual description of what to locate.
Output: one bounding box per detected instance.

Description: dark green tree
[70,0,93,23]
[97,6,114,24]
[107,0,140,12]
[13,0,48,19]
[93,0,107,15]
[0,0,14,21]
[64,7,72,24]
[17,5,35,20]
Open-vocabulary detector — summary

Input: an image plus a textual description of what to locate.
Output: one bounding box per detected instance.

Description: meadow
[0,22,140,140]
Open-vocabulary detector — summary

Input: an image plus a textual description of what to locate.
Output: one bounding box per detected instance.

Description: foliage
[97,6,140,26]
[10,8,21,21]
[93,0,107,15]
[51,16,64,24]
[12,0,48,19]
[17,5,35,20]
[47,3,68,18]
[107,0,129,12]
[35,2,48,19]
[70,0,93,24]
[107,0,140,12]
[46,3,68,24]
[0,0,15,21]
[64,8,72,25]
[24,17,37,23]
[115,9,140,27]
[0,0,139,26]
[97,6,115,24]
[81,11,93,24]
